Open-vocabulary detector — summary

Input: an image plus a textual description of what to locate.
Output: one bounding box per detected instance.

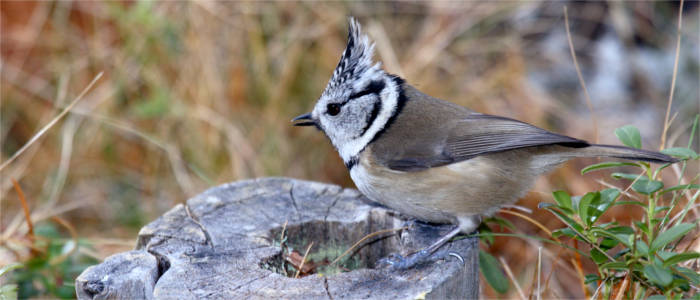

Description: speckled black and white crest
[322,18,380,97]
[311,17,400,166]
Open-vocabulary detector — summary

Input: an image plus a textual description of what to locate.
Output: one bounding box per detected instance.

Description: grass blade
[581,162,640,175]
[650,223,695,253]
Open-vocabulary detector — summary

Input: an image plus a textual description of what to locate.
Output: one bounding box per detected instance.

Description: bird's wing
[385,114,588,171]
[369,87,588,171]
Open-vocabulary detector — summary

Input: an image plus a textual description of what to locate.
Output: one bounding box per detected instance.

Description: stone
[75,178,479,299]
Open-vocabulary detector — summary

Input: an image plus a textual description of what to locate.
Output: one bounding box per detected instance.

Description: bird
[292,17,677,269]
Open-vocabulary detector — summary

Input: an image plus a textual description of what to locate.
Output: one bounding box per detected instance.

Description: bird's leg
[377,225,462,270]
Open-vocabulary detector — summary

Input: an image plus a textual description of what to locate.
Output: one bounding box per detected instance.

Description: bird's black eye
[327,103,341,116]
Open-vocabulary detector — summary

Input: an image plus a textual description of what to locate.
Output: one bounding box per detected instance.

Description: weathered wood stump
[76,178,478,299]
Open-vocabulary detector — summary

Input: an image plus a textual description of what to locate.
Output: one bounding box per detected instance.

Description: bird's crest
[323,18,380,95]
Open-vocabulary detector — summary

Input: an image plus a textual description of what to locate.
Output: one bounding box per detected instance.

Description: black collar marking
[345,156,359,170]
[368,75,407,145]
[356,80,386,137]
[360,100,382,138]
[348,75,406,170]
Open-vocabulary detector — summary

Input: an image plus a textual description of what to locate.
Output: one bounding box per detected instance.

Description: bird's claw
[376,249,432,270]
[376,250,465,270]
[447,252,464,265]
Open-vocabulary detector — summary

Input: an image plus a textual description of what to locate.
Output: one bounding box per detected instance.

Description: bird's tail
[576,144,678,164]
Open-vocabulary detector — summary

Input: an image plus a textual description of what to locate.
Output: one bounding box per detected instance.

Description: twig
[330,227,406,266]
[537,246,542,300]
[590,278,607,300]
[571,239,589,299]
[64,112,196,196]
[2,199,84,241]
[0,71,103,171]
[499,256,526,300]
[499,210,555,239]
[660,0,684,150]
[595,179,639,201]
[279,220,288,245]
[49,216,78,265]
[295,241,314,279]
[500,204,532,214]
[674,190,700,227]
[46,113,79,208]
[613,273,630,300]
[564,6,599,143]
[11,179,34,245]
[501,206,585,295]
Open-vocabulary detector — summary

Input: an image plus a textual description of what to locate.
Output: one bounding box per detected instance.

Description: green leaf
[479,250,509,294]
[676,267,700,285]
[635,221,650,236]
[477,222,495,245]
[600,261,627,270]
[552,227,577,238]
[657,251,675,261]
[600,237,619,250]
[0,263,22,277]
[613,248,630,259]
[650,223,696,253]
[584,274,600,284]
[484,216,515,231]
[578,192,598,226]
[590,249,608,264]
[661,252,700,267]
[581,162,640,175]
[542,206,584,233]
[611,172,643,181]
[654,206,670,214]
[0,284,18,300]
[552,190,574,214]
[599,189,621,203]
[646,296,666,300]
[635,241,650,257]
[591,229,632,248]
[537,202,554,209]
[632,178,664,195]
[587,189,619,224]
[479,232,494,245]
[613,200,646,207]
[661,147,698,159]
[643,264,673,287]
[615,125,642,149]
[661,184,700,194]
[607,226,635,235]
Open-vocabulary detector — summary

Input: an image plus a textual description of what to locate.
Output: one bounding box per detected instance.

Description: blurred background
[1,1,698,298]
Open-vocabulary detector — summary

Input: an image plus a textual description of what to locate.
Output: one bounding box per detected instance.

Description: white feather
[338,76,399,162]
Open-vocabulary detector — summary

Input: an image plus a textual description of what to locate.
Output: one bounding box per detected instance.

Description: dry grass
[1,1,698,298]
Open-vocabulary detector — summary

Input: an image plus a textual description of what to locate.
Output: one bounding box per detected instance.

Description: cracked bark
[323,194,342,223]
[323,277,333,300]
[289,183,302,221]
[76,177,478,299]
[184,203,214,247]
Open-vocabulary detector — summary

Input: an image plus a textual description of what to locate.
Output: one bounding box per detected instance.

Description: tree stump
[76,178,479,299]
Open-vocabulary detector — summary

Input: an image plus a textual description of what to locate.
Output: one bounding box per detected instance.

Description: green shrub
[540,119,699,298]
[479,117,700,298]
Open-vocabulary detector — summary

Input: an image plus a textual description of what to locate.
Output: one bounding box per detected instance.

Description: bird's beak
[291,113,316,126]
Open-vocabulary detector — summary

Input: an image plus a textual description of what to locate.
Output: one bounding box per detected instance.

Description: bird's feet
[376,249,431,270]
[376,250,464,270]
